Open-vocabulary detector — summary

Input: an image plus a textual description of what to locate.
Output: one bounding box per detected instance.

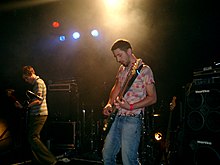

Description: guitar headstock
[169,96,176,111]
[131,59,141,75]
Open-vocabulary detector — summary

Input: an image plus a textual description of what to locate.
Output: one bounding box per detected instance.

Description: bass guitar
[161,96,176,165]
[102,59,142,136]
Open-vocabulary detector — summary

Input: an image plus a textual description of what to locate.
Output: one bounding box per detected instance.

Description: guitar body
[102,108,118,136]
[6,89,30,112]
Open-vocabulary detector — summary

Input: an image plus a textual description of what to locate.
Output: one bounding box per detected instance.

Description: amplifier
[48,79,78,92]
[48,84,71,92]
[49,121,78,150]
[193,76,220,86]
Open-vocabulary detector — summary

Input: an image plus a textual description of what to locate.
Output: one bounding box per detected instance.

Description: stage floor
[10,159,103,165]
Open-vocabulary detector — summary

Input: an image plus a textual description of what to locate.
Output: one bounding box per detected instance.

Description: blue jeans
[102,115,142,165]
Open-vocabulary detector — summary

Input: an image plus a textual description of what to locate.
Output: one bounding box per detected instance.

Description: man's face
[23,75,33,84]
[113,48,130,67]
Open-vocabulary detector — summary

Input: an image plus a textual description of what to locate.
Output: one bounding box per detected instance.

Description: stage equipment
[181,66,220,165]
[0,119,12,154]
[78,109,102,161]
[91,29,99,37]
[155,132,163,141]
[59,35,66,42]
[47,79,79,122]
[72,32,80,40]
[49,121,78,152]
[52,21,60,28]
[139,107,162,165]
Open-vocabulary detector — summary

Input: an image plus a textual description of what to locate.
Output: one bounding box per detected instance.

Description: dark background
[0,0,220,163]
[0,0,219,102]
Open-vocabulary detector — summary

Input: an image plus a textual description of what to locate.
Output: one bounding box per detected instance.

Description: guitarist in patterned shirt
[102,39,157,165]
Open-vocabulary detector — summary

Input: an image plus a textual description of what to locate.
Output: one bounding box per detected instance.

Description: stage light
[52,21,60,28]
[91,29,99,37]
[103,124,107,131]
[72,32,80,40]
[59,35,66,41]
[106,0,118,6]
[105,0,124,8]
[155,132,163,141]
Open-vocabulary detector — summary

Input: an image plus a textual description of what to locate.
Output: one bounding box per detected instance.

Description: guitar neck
[165,112,173,142]
[118,70,133,99]
[165,96,176,143]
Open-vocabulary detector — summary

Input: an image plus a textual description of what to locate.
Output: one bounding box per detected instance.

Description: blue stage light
[59,35,66,41]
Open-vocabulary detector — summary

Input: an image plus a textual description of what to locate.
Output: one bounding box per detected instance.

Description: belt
[117,113,142,118]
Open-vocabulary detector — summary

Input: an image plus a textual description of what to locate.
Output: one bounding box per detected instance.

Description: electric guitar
[161,96,177,165]
[6,89,30,112]
[102,59,142,136]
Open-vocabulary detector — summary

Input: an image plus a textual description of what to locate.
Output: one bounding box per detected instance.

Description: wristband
[130,104,134,111]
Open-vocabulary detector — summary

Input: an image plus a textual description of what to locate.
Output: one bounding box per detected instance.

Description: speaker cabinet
[181,83,220,164]
[47,83,79,121]
[49,121,78,150]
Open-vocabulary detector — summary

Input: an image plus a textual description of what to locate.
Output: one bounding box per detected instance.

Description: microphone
[27,90,43,101]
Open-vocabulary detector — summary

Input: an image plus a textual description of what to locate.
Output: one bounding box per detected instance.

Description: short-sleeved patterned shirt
[29,76,48,116]
[116,59,155,115]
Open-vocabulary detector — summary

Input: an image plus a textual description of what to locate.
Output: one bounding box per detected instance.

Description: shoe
[55,161,66,165]
[55,158,71,164]
[59,158,71,163]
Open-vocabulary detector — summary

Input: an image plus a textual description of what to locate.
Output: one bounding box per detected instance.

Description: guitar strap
[123,63,143,96]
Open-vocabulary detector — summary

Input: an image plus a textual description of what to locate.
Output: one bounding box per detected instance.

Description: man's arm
[27,98,42,108]
[103,78,121,116]
[28,89,43,108]
[132,83,157,108]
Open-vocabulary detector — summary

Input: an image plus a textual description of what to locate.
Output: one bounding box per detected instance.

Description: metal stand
[79,108,102,161]
[140,107,160,165]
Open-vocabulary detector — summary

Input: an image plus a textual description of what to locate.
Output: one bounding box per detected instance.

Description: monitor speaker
[181,83,220,164]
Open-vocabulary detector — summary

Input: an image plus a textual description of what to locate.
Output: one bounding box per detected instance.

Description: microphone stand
[19,91,31,164]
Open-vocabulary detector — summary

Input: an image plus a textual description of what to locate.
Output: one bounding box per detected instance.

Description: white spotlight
[91,29,99,37]
[72,32,80,40]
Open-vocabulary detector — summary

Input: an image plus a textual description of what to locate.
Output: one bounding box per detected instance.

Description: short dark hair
[111,39,132,52]
[22,66,35,76]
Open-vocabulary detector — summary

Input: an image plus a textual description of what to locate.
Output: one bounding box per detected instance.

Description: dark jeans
[28,115,56,165]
